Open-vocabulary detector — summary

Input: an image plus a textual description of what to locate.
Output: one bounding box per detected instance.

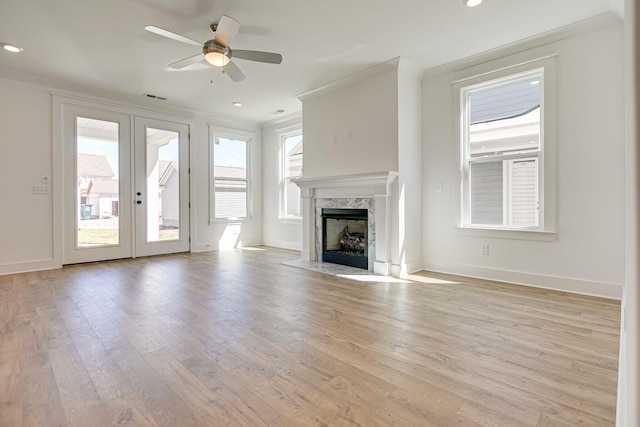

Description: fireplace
[293,171,398,275]
[321,208,368,269]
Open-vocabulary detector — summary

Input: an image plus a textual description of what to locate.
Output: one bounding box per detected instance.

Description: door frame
[61,104,134,264]
[54,95,193,266]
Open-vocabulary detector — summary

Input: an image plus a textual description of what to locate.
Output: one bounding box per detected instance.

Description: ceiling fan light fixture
[465,0,483,6]
[203,40,230,67]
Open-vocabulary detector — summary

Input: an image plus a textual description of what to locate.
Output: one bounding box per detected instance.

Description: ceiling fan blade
[223,60,246,82]
[169,54,204,69]
[214,15,240,46]
[145,25,202,47]
[232,50,283,64]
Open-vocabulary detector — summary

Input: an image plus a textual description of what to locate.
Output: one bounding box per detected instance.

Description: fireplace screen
[321,208,368,269]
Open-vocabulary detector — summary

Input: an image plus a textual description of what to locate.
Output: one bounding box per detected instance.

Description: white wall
[422,21,625,298]
[0,73,263,274]
[392,58,423,275]
[301,66,399,178]
[261,116,303,250]
[0,78,54,273]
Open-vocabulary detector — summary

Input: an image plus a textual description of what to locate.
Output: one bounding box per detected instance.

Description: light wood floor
[0,247,621,426]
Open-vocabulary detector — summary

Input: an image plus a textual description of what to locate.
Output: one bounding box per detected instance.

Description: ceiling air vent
[143,93,167,101]
[270,109,286,115]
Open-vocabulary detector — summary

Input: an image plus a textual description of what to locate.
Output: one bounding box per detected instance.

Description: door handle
[137,192,142,196]
[136,200,142,205]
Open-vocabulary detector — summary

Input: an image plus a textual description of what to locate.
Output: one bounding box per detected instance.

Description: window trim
[209,126,253,222]
[453,55,557,240]
[278,129,303,220]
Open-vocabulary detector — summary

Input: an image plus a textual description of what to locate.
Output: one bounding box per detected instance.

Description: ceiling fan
[145,15,282,82]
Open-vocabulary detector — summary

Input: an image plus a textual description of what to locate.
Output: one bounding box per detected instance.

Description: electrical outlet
[480,244,489,255]
[33,185,50,195]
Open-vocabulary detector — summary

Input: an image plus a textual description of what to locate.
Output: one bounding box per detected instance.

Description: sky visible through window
[285,134,302,155]
[214,137,247,168]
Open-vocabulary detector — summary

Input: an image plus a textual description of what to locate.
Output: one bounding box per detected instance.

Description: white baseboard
[374,261,391,276]
[262,239,302,251]
[194,239,262,252]
[194,244,215,253]
[391,261,423,277]
[0,259,60,276]
[238,239,261,248]
[422,260,623,300]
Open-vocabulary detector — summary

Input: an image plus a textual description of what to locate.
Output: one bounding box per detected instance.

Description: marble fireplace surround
[293,171,398,275]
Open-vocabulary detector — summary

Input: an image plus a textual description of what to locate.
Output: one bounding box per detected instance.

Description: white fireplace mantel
[293,171,398,275]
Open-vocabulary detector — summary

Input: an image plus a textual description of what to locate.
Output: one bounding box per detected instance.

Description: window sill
[278,217,302,225]
[455,225,556,241]
[209,217,251,224]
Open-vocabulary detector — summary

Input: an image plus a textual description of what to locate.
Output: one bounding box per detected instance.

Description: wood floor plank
[48,344,109,427]
[0,247,621,426]
[111,351,201,427]
[183,354,299,427]
[143,348,263,426]
[0,303,19,357]
[15,314,50,374]
[19,368,66,427]
[0,351,22,427]
[68,328,135,403]
[103,392,161,427]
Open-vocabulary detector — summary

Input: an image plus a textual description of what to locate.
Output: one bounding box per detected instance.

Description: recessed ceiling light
[1,43,23,53]
[465,0,483,6]
[232,102,242,107]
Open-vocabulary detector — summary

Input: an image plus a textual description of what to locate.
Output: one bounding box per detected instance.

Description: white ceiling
[0,0,622,125]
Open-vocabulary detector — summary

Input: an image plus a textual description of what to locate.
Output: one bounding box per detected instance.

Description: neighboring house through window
[77,153,118,219]
[280,131,303,218]
[213,134,250,219]
[457,62,554,232]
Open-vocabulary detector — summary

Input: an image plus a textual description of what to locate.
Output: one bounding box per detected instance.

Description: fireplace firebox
[321,208,368,270]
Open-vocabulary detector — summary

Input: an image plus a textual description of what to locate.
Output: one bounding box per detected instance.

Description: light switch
[436,181,443,193]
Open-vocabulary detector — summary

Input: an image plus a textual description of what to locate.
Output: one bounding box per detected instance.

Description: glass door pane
[76,117,121,247]
[145,128,180,242]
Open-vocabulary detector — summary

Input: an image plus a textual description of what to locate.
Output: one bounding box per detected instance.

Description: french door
[62,106,189,264]
[134,117,190,257]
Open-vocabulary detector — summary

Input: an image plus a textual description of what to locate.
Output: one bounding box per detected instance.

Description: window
[461,68,545,229]
[213,135,249,219]
[280,132,303,218]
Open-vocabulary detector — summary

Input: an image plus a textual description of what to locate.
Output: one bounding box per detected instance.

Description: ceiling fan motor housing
[203,40,231,66]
